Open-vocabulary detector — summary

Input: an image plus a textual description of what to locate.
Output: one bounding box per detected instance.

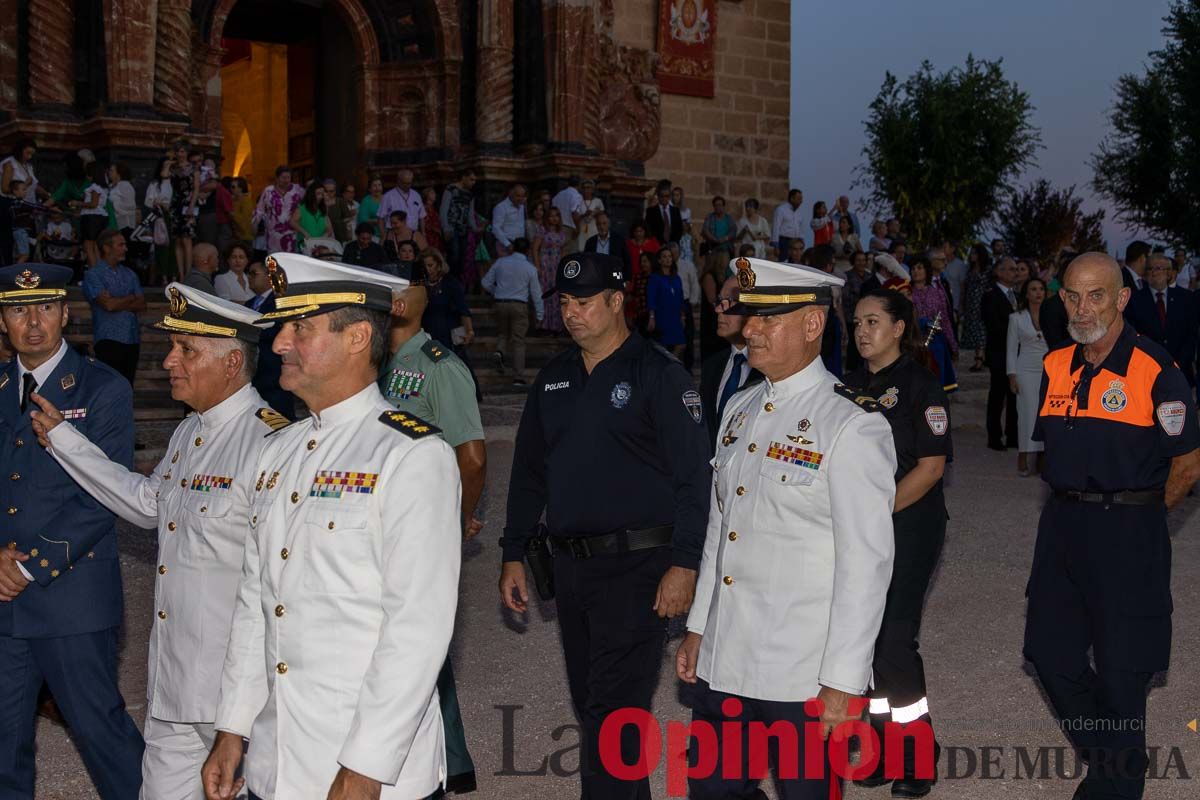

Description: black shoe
[511,378,527,387]
[854,713,893,788]
[891,740,940,798]
[445,771,477,794]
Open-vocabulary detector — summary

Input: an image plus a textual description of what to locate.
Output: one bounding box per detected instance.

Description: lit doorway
[219,0,360,193]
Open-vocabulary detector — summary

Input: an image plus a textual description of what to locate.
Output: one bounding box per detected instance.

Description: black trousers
[93,340,140,387]
[1025,499,1171,799]
[986,365,1017,447]
[554,546,670,800]
[684,679,835,800]
[870,493,946,718]
[0,629,144,799]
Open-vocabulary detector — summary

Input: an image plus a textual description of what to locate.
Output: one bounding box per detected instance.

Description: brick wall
[614,0,792,219]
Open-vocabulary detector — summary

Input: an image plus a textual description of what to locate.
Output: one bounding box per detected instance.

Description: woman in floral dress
[533,206,568,333]
[960,243,992,372]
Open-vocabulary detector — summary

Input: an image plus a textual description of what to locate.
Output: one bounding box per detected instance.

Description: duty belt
[550,525,673,559]
[1052,489,1164,506]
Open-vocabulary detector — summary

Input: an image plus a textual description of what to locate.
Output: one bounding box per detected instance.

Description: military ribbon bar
[190,474,234,492]
[766,442,823,470]
[310,471,379,499]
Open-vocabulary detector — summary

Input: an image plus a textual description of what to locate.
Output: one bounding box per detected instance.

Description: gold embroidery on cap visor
[14,270,40,289]
[736,257,756,290]
[738,292,819,305]
[157,315,239,337]
[0,288,67,302]
[255,291,369,321]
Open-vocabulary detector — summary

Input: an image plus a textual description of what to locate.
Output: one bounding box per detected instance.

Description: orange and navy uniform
[1034,322,1199,491]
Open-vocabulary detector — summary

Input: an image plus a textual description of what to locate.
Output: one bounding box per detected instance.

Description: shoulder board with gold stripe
[833,383,883,412]
[255,407,293,433]
[379,410,442,439]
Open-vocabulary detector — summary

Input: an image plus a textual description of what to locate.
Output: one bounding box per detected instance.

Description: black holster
[525,523,556,601]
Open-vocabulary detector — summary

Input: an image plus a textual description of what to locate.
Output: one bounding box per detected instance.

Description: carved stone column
[105,0,157,106]
[154,0,192,116]
[476,0,514,146]
[542,0,595,148]
[27,0,75,106]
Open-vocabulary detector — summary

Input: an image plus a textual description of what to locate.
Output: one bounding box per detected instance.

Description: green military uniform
[380,331,484,448]
[378,329,482,794]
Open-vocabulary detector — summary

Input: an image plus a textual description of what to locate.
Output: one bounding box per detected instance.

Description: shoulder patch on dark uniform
[379,409,442,439]
[421,339,449,362]
[834,383,884,412]
[255,407,292,432]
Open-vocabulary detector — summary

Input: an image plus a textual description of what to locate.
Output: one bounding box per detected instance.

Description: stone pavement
[31,369,1200,799]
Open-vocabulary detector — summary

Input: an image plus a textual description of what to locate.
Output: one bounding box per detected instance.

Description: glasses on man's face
[714,295,738,313]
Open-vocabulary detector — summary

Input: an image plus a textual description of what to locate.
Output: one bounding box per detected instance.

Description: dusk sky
[789,0,1174,252]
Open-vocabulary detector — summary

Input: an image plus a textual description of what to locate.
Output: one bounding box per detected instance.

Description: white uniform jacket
[47,382,280,723]
[214,384,461,800]
[686,357,897,702]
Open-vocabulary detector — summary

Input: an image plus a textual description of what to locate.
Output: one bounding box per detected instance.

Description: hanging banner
[657,0,717,98]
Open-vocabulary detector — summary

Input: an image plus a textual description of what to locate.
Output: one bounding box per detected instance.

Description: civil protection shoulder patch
[833,383,883,412]
[379,409,442,439]
[255,407,292,433]
[421,339,449,362]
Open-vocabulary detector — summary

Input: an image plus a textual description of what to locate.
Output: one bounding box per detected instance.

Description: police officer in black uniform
[498,252,712,800]
[1025,253,1200,800]
[845,288,951,798]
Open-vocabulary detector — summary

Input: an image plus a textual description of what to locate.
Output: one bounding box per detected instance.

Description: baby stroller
[302,237,344,261]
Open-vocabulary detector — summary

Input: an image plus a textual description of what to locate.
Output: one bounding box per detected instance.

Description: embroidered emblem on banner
[925,406,948,435]
[766,442,823,470]
[190,474,233,492]
[310,471,379,499]
[1101,380,1127,413]
[610,381,632,409]
[1156,401,1186,436]
[61,408,87,420]
[682,389,702,423]
[386,368,426,400]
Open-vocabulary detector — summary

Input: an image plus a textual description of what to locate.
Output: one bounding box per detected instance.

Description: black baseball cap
[541,252,626,299]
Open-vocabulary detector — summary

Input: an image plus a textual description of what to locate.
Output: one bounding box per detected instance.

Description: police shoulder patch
[421,339,449,363]
[833,383,883,412]
[255,407,292,432]
[379,410,442,439]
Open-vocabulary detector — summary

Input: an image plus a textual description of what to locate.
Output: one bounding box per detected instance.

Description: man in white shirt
[481,238,543,385]
[33,284,281,799]
[377,169,425,235]
[941,240,968,316]
[1171,247,1196,290]
[771,188,805,260]
[551,176,586,254]
[678,257,896,798]
[202,255,461,800]
[491,184,527,257]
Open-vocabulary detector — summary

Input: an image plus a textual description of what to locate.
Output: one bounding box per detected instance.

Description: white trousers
[140,716,245,800]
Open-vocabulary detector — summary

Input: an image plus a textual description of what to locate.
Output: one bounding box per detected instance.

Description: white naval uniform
[215,384,461,800]
[686,357,897,702]
[46,382,279,798]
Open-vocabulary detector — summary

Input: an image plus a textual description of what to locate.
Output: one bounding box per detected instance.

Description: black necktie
[20,373,37,414]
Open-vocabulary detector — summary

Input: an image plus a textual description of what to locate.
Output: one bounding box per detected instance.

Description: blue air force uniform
[0,264,144,798]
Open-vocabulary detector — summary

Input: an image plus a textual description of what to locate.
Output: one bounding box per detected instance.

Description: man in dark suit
[1125,253,1199,386]
[982,257,1020,450]
[644,184,683,245]
[244,260,296,418]
[0,264,145,797]
[1122,240,1151,292]
[583,211,631,280]
[700,273,762,451]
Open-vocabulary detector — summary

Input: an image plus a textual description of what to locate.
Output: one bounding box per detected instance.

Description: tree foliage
[1092,0,1200,250]
[1000,180,1107,260]
[860,55,1041,246]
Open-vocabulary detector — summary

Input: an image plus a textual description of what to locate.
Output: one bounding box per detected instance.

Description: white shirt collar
[763,354,828,399]
[309,382,384,430]
[17,339,69,389]
[195,382,260,431]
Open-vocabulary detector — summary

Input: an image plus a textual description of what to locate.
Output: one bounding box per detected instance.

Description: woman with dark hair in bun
[845,288,951,797]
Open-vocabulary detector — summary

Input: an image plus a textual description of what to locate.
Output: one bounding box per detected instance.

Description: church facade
[0,0,791,219]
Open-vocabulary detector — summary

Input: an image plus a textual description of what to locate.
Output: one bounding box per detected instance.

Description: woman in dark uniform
[845,288,951,798]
